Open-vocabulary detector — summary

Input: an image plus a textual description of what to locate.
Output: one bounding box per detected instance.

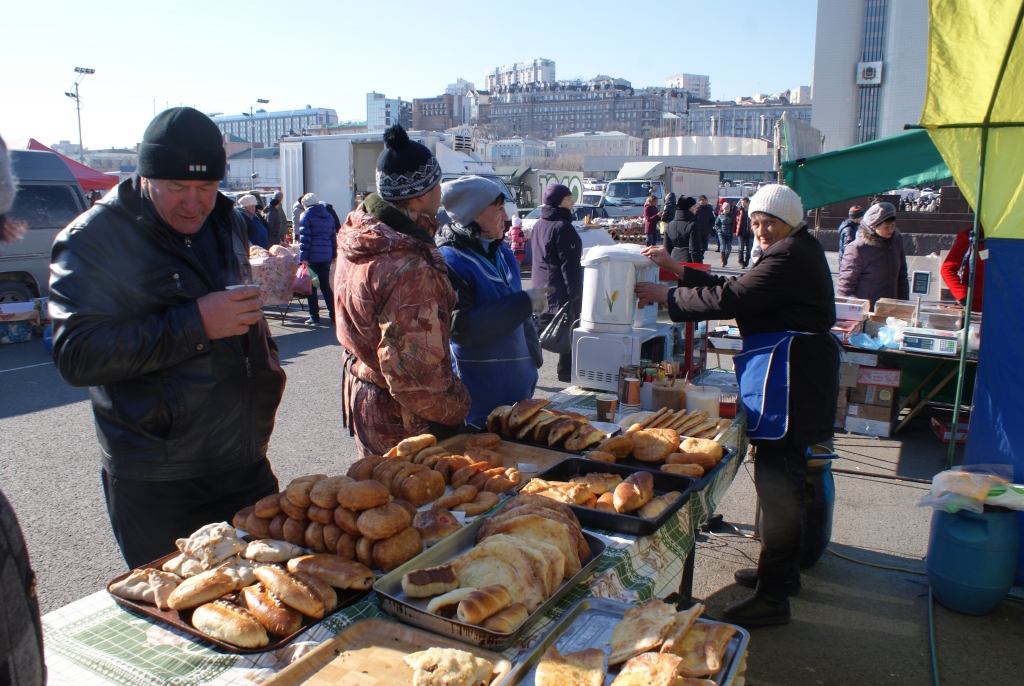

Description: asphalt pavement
[1,251,1020,684]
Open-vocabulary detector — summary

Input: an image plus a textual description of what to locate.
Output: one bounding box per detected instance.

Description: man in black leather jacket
[48,108,286,568]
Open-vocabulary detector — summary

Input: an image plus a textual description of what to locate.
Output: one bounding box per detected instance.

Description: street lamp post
[243,99,270,190]
[64,67,95,164]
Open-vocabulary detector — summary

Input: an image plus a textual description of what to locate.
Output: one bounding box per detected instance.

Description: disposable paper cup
[595,393,619,422]
[624,378,641,406]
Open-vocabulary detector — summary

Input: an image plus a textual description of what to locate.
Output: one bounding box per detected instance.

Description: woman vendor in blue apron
[636,184,841,626]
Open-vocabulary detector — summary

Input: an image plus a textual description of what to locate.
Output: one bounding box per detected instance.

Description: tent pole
[945,133,986,469]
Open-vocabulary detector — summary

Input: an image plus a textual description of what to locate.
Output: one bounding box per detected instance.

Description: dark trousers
[738,233,754,267]
[306,261,335,322]
[101,459,279,569]
[645,231,657,247]
[753,444,807,597]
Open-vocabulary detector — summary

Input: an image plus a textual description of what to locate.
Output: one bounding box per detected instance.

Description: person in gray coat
[836,202,909,307]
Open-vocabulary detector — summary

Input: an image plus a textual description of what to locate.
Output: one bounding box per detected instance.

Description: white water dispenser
[579,244,658,333]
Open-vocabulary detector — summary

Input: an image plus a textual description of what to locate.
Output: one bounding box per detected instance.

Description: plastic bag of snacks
[918,465,1015,513]
[251,251,300,306]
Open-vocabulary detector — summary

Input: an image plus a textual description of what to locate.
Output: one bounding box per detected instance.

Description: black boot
[721,592,791,626]
[734,568,801,595]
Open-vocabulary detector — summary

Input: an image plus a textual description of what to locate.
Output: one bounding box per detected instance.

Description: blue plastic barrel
[801,446,837,568]
[927,509,1020,615]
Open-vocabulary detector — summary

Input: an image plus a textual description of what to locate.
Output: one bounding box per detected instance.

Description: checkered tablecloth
[43,395,745,685]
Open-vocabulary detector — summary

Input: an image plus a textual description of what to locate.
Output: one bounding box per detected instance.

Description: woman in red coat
[643,195,662,246]
[940,227,984,311]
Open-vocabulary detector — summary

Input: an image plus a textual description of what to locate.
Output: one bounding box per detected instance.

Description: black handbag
[538,300,577,354]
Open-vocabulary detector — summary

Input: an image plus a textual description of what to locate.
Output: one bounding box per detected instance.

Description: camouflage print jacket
[334,194,471,456]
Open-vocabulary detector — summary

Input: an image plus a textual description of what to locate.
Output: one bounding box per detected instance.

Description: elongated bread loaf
[241,583,302,637]
[482,602,529,633]
[166,569,236,611]
[191,600,269,648]
[457,584,512,625]
[291,571,338,614]
[286,554,375,590]
[612,471,654,513]
[252,565,325,619]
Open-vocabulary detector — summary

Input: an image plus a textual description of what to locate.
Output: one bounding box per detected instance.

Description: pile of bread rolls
[486,399,608,452]
[109,521,376,649]
[521,472,682,519]
[348,433,523,512]
[582,414,728,479]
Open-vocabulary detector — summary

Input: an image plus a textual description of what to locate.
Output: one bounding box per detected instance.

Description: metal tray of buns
[374,512,607,651]
[619,444,739,493]
[517,458,698,536]
[503,597,750,686]
[106,552,370,654]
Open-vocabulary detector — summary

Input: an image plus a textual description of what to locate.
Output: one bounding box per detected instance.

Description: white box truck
[280,131,518,225]
[601,162,719,218]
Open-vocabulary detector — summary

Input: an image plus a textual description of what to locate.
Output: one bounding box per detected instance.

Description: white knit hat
[237,194,257,207]
[748,184,804,228]
[301,192,320,207]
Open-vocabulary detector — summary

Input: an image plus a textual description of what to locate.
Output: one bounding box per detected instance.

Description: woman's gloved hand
[524,287,554,313]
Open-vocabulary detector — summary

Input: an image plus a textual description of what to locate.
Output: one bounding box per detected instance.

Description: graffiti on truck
[536,171,584,204]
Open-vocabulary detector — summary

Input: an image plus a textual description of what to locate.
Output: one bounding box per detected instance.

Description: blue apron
[734,331,840,441]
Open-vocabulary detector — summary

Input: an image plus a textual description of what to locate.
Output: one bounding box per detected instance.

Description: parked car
[521,206,544,232]
[572,204,609,223]
[1,150,89,302]
[580,192,603,206]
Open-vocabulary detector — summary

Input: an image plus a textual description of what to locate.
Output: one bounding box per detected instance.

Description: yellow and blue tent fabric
[921,0,1024,582]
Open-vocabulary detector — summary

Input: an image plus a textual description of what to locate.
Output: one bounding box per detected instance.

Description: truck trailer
[601,162,719,218]
[280,131,518,224]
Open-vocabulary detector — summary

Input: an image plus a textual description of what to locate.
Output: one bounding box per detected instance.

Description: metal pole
[250,106,255,191]
[75,82,84,164]
[945,134,984,470]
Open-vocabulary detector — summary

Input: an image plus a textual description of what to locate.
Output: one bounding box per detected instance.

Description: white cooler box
[571,323,673,391]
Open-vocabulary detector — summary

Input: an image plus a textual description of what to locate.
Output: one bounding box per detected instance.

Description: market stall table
[42,395,746,686]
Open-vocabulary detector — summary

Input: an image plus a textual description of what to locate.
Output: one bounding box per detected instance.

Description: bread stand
[39,379,746,685]
[545,372,748,607]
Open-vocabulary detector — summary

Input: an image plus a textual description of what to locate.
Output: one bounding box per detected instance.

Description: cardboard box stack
[834,351,904,436]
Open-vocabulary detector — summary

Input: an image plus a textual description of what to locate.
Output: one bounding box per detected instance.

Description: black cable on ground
[825,547,927,575]
[831,468,932,484]
[929,587,941,686]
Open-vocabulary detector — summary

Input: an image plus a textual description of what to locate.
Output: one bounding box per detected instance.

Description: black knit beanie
[137,107,226,181]
[677,196,697,211]
[375,125,441,201]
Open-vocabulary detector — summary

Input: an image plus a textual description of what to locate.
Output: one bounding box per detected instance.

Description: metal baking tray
[518,458,697,536]
[503,597,750,686]
[374,512,607,651]
[619,444,738,492]
[107,552,369,654]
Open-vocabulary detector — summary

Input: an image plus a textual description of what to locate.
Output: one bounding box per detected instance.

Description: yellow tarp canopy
[920,0,1024,239]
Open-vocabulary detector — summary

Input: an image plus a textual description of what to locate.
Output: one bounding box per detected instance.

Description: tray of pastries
[516,458,698,536]
[374,495,607,651]
[107,522,375,653]
[503,597,749,686]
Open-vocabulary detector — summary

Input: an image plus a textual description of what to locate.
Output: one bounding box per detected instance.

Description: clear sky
[0,0,818,150]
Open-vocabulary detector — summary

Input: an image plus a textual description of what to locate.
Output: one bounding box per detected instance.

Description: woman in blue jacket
[437,176,550,427]
[297,193,337,325]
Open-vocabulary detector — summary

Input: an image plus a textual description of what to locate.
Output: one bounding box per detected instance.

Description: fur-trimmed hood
[857,224,900,248]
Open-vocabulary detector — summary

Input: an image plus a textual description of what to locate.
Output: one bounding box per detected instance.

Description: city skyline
[0,0,816,149]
